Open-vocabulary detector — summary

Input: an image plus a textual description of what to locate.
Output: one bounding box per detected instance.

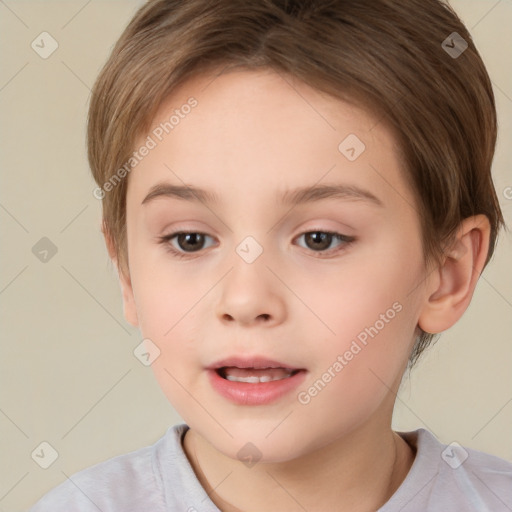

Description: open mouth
[216,366,302,383]
[208,359,308,405]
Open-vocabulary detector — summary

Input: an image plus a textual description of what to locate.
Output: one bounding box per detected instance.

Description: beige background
[0,1,511,510]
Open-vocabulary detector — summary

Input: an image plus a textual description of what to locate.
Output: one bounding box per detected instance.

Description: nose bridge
[215,233,286,326]
[235,234,266,266]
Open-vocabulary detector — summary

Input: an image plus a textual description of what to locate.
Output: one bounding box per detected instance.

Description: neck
[183,418,415,512]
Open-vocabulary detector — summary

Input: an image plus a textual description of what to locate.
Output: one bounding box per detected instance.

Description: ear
[418,215,491,334]
[102,222,139,328]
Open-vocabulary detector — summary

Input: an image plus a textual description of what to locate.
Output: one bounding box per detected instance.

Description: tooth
[226,375,260,383]
[224,371,293,383]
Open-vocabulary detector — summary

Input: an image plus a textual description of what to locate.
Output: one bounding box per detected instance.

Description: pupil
[308,232,330,250]
[180,233,203,251]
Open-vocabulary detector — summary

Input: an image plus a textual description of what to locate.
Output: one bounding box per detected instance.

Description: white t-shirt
[29,424,512,511]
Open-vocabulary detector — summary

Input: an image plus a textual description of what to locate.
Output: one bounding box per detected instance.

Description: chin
[207,425,314,465]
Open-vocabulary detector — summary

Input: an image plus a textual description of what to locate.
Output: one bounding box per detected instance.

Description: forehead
[127,68,411,213]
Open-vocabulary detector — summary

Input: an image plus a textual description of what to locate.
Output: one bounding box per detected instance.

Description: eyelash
[157,229,356,260]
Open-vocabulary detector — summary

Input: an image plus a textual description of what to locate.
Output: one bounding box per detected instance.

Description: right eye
[158,231,216,258]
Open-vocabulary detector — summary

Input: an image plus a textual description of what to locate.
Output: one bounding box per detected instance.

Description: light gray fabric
[379,430,512,512]
[29,424,512,512]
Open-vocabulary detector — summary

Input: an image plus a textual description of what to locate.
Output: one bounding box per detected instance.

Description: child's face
[122,69,431,461]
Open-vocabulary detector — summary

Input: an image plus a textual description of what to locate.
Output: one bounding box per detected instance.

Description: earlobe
[418,215,490,334]
[101,222,139,328]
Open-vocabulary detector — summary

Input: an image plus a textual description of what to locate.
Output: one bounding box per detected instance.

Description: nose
[215,261,286,327]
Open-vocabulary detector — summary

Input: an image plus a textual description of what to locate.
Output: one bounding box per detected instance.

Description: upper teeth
[225,372,293,383]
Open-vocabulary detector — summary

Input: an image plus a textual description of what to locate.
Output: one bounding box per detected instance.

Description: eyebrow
[141,182,383,208]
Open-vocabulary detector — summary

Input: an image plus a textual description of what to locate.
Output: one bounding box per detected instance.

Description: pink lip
[206,356,307,406]
[207,356,301,371]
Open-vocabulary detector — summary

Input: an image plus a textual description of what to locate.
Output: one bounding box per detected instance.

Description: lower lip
[207,369,307,406]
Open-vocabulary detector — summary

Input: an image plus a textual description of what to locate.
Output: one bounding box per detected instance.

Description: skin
[104,68,490,511]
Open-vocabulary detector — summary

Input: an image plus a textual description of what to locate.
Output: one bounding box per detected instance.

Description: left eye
[295,231,354,255]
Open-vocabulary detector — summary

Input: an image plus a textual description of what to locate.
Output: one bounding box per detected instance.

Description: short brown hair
[87,0,504,366]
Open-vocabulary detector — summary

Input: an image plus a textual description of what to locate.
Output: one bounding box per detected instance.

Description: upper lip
[207,356,303,371]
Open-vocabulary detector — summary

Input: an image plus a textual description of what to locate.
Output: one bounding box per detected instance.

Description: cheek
[302,243,419,342]
[299,236,422,385]
[126,225,200,337]
[295,291,416,439]
[127,243,212,393]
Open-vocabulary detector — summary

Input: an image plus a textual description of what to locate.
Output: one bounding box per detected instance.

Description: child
[30,0,511,510]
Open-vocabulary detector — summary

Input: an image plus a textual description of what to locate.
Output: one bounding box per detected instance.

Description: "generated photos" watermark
[93,97,198,200]
[297,301,403,405]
